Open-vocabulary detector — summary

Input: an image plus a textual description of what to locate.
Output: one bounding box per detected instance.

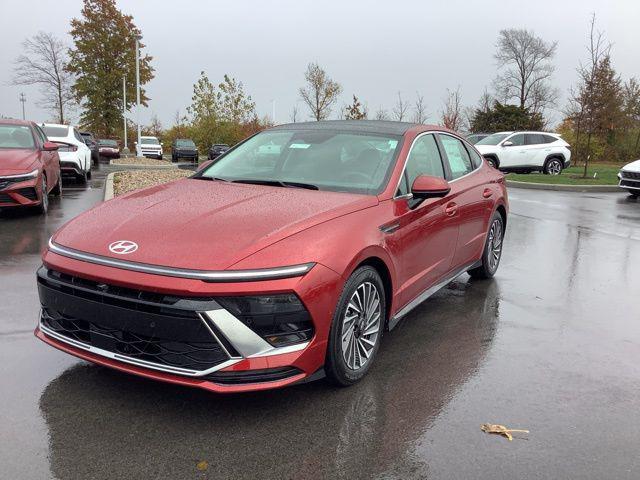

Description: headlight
[217,294,314,347]
[0,169,39,181]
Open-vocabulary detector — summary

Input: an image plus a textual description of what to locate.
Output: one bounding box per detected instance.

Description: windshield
[200,129,402,194]
[476,133,511,145]
[176,139,195,148]
[141,137,159,145]
[0,125,35,150]
[42,125,69,138]
[99,139,118,147]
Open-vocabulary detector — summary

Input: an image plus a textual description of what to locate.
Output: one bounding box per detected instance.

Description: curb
[505,180,621,193]
[103,171,118,201]
[109,161,177,170]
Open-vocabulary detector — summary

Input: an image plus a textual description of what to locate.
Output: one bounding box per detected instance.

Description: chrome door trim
[388,261,477,330]
[48,238,314,282]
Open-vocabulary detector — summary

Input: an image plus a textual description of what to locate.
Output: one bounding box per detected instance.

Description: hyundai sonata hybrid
[35,121,508,393]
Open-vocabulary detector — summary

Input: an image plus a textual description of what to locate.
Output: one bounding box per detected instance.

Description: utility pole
[135,35,141,156]
[272,99,276,125]
[19,93,26,120]
[122,75,128,152]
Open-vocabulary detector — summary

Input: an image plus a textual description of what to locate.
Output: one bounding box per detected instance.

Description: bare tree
[375,106,389,120]
[290,104,299,123]
[12,32,75,123]
[392,91,409,121]
[493,29,558,115]
[441,87,464,131]
[299,63,342,121]
[413,92,428,123]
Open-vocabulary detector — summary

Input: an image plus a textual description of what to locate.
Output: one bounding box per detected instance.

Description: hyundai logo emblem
[108,240,138,255]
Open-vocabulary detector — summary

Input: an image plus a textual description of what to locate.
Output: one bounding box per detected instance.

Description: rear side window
[439,134,474,180]
[397,134,444,196]
[42,125,69,137]
[525,134,546,145]
[465,143,483,168]
[543,134,558,143]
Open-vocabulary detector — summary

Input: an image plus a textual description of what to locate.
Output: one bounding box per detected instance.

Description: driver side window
[396,134,444,196]
[507,134,525,146]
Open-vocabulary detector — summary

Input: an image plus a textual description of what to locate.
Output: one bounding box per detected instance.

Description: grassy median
[507,163,621,185]
[113,169,192,196]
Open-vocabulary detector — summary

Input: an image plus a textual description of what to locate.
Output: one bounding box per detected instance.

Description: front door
[498,133,526,168]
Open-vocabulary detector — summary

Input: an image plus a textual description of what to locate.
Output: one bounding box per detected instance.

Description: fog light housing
[216,294,314,347]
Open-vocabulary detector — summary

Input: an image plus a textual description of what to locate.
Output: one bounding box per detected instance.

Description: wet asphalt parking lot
[1,166,639,479]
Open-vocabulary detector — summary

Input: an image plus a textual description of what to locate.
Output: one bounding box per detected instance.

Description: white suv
[136,136,163,159]
[475,131,571,175]
[41,123,92,184]
[618,159,640,197]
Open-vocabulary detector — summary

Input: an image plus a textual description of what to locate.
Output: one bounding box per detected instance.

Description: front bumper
[618,171,640,192]
[36,251,342,393]
[139,148,163,158]
[0,175,41,208]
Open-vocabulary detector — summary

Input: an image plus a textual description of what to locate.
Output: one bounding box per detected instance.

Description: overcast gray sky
[1,0,638,129]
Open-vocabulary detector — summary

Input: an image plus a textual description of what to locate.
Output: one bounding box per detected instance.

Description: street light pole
[122,75,128,152]
[19,93,26,120]
[135,36,141,156]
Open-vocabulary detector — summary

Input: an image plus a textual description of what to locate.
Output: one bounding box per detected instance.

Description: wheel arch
[483,154,500,168]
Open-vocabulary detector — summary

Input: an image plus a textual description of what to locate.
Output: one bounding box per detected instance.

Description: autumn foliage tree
[299,63,342,121]
[344,95,367,120]
[67,0,154,137]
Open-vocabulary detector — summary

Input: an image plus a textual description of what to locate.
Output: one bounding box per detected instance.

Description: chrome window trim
[437,131,481,184]
[48,238,315,282]
[392,131,442,199]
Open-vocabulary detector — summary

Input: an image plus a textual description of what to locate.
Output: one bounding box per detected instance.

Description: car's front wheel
[326,266,385,386]
[37,175,48,214]
[468,211,505,279]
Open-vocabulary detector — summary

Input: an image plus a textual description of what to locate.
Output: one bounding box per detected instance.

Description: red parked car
[36,121,508,392]
[0,119,62,214]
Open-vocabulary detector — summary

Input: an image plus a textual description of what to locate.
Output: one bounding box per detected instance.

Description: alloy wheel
[487,218,503,272]
[341,282,382,371]
[547,159,562,175]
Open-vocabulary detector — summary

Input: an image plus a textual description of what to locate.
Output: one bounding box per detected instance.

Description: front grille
[37,267,234,374]
[620,179,640,188]
[621,170,640,180]
[17,187,37,200]
[0,193,16,204]
[41,308,229,371]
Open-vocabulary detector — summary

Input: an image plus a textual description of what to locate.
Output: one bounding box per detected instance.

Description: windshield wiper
[194,176,230,182]
[231,179,319,190]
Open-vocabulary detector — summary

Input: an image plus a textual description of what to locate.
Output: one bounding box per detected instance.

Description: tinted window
[543,134,558,143]
[42,125,69,137]
[439,134,474,180]
[397,134,444,196]
[525,134,545,145]
[476,133,511,145]
[508,134,525,146]
[465,143,483,168]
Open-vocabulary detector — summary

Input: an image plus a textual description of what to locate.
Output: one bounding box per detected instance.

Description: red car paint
[0,119,61,210]
[36,123,508,393]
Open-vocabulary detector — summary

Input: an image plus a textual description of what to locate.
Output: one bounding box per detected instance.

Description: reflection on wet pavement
[1,179,639,479]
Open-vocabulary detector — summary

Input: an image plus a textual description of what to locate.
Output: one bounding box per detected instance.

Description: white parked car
[475,131,571,175]
[136,136,163,159]
[618,159,640,197]
[41,123,92,184]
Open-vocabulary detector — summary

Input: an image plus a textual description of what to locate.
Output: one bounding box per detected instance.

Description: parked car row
[466,131,572,175]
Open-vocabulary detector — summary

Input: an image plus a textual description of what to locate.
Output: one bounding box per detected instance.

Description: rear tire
[468,211,505,279]
[77,169,88,185]
[326,266,385,386]
[544,158,563,175]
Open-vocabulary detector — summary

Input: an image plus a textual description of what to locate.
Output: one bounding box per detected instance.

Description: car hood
[622,159,640,172]
[52,178,377,271]
[0,149,38,175]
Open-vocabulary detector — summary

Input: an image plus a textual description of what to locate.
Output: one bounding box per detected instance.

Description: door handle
[445,202,458,216]
[482,188,493,198]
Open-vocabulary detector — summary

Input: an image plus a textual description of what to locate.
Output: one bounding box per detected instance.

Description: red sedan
[36,121,508,392]
[0,119,62,214]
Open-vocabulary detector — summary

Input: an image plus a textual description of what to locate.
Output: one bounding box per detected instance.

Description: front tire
[51,172,62,196]
[468,212,505,279]
[326,266,385,386]
[485,157,498,169]
[37,175,48,214]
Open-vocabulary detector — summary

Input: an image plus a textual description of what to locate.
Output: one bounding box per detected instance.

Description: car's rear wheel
[544,158,563,175]
[468,211,504,279]
[77,168,88,185]
[628,190,639,198]
[37,175,48,214]
[326,266,385,386]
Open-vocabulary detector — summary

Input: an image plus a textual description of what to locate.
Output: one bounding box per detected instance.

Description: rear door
[438,134,491,268]
[391,133,458,307]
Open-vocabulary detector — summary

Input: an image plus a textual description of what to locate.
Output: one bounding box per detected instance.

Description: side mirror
[502,140,513,147]
[197,159,213,172]
[42,141,59,151]
[411,175,451,199]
